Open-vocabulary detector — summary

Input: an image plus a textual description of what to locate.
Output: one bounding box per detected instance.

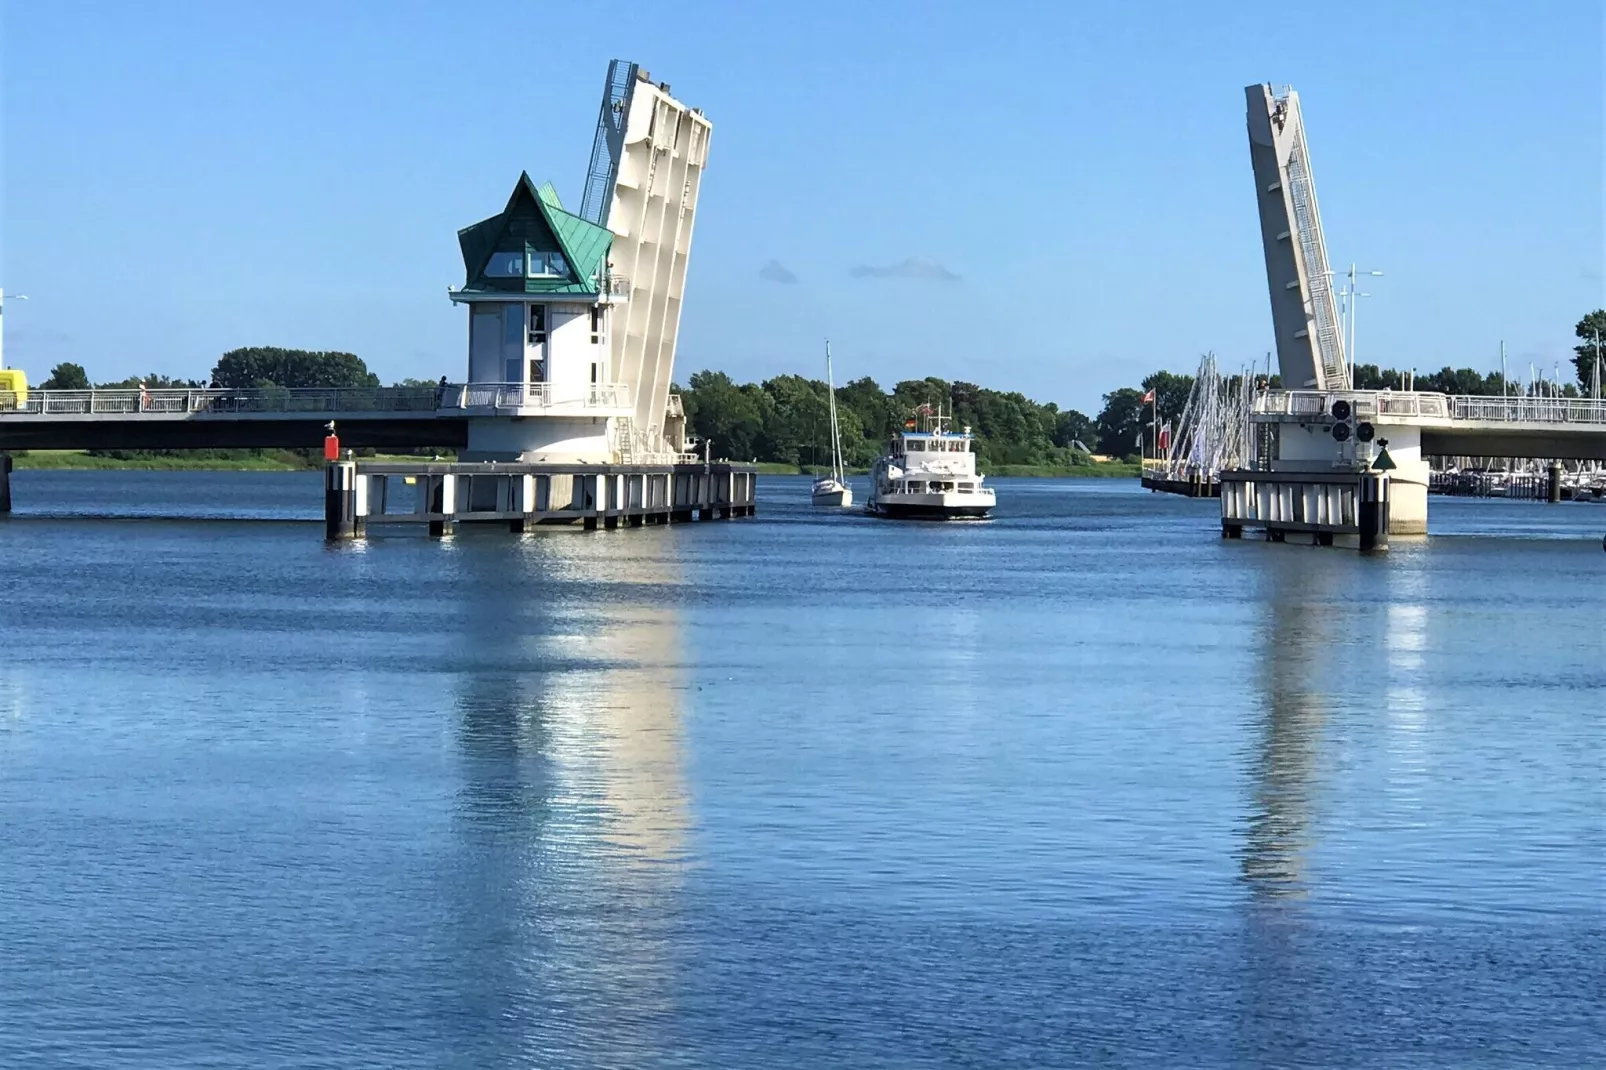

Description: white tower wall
[600,74,711,459]
[1247,84,1349,391]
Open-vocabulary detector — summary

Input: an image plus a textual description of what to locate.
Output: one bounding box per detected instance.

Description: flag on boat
[904,417,917,429]
[1141,388,1156,404]
[916,403,934,414]
[1158,422,1171,452]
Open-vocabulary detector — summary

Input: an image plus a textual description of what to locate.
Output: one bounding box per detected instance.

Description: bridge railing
[439,382,631,412]
[0,386,442,415]
[1450,395,1606,425]
[1251,389,1606,426]
[0,382,636,417]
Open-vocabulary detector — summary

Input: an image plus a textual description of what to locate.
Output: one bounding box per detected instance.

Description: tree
[1574,310,1606,392]
[679,370,768,461]
[1139,370,1195,429]
[835,376,897,451]
[39,362,90,390]
[211,347,380,390]
[1052,409,1095,452]
[97,373,204,389]
[1096,387,1146,458]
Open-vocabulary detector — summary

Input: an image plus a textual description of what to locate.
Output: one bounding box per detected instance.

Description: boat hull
[812,488,853,507]
[868,501,991,519]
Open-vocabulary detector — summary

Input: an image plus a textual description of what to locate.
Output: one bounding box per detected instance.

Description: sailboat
[811,341,853,507]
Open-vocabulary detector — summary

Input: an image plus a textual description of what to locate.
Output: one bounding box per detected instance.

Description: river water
[2,471,1602,1068]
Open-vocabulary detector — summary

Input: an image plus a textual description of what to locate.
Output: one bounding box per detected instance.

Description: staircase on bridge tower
[1246,84,1348,391]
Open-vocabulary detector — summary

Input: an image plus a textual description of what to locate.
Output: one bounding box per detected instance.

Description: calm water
[2,471,1602,1068]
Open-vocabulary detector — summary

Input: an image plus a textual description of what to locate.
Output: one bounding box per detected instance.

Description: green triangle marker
[1372,446,1397,471]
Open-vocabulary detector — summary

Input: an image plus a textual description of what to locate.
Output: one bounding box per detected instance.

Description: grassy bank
[761,461,1140,479]
[11,450,310,471]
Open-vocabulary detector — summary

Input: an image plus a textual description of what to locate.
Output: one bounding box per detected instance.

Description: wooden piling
[0,452,11,515]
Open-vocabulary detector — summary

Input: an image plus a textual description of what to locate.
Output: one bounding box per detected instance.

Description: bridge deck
[1254,390,1606,460]
[0,384,621,451]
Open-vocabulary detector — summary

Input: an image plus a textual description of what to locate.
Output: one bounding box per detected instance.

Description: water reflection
[445,530,690,1065]
[1241,558,1333,902]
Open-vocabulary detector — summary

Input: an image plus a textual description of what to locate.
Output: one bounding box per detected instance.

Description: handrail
[0,382,633,417]
[440,382,632,412]
[0,386,441,416]
[1252,389,1606,425]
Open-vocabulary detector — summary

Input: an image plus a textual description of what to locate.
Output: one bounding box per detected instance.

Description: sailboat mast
[826,340,845,483]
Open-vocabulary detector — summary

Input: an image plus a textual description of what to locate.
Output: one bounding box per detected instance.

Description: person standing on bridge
[138,380,150,412]
[435,375,448,409]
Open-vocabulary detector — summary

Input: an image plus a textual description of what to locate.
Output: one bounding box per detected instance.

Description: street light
[0,289,30,370]
[1325,264,1383,384]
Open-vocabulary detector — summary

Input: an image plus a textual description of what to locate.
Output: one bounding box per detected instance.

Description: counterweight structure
[586,62,712,461]
[1246,84,1348,391]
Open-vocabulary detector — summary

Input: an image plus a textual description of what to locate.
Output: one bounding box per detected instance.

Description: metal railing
[1450,395,1606,425]
[0,381,635,417]
[1252,389,1606,425]
[0,386,440,416]
[441,382,631,412]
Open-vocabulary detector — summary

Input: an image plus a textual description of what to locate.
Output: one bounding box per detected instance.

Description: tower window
[589,306,605,344]
[527,251,568,278]
[528,305,547,345]
[485,251,524,278]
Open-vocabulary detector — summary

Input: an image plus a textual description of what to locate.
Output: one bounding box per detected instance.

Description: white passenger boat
[865,406,994,519]
[811,341,853,508]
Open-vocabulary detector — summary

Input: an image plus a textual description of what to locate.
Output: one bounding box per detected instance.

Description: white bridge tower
[1246,84,1348,391]
[582,62,712,460]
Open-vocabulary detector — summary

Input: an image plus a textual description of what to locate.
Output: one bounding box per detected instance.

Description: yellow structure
[0,369,27,407]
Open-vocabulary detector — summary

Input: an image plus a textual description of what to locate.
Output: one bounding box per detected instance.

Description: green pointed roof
[455,172,613,296]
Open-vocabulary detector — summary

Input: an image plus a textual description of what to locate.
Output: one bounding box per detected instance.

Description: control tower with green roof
[449,61,711,464]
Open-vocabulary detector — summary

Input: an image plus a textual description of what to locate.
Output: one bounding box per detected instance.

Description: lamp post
[1326,264,1383,384]
[0,289,29,370]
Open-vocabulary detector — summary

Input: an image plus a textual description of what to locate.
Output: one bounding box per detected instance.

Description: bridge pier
[1548,462,1563,503]
[0,452,11,515]
[325,461,358,540]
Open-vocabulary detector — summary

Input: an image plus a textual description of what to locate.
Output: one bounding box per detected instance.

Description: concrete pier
[1221,468,1379,549]
[0,452,11,515]
[325,459,756,540]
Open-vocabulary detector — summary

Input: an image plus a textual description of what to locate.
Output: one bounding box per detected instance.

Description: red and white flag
[1158,422,1171,452]
[1141,388,1156,404]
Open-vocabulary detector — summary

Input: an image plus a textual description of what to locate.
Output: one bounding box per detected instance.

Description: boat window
[906,440,923,452]
[906,481,923,493]
[959,482,974,491]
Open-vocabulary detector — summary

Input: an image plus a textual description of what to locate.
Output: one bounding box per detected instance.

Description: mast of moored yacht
[826,340,846,484]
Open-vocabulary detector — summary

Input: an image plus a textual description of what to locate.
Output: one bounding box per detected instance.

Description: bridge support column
[1359,473,1389,553]
[325,461,358,540]
[1547,463,1563,503]
[0,452,11,515]
[428,474,456,538]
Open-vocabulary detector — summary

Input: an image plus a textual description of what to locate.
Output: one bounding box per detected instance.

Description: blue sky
[2,0,1601,412]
